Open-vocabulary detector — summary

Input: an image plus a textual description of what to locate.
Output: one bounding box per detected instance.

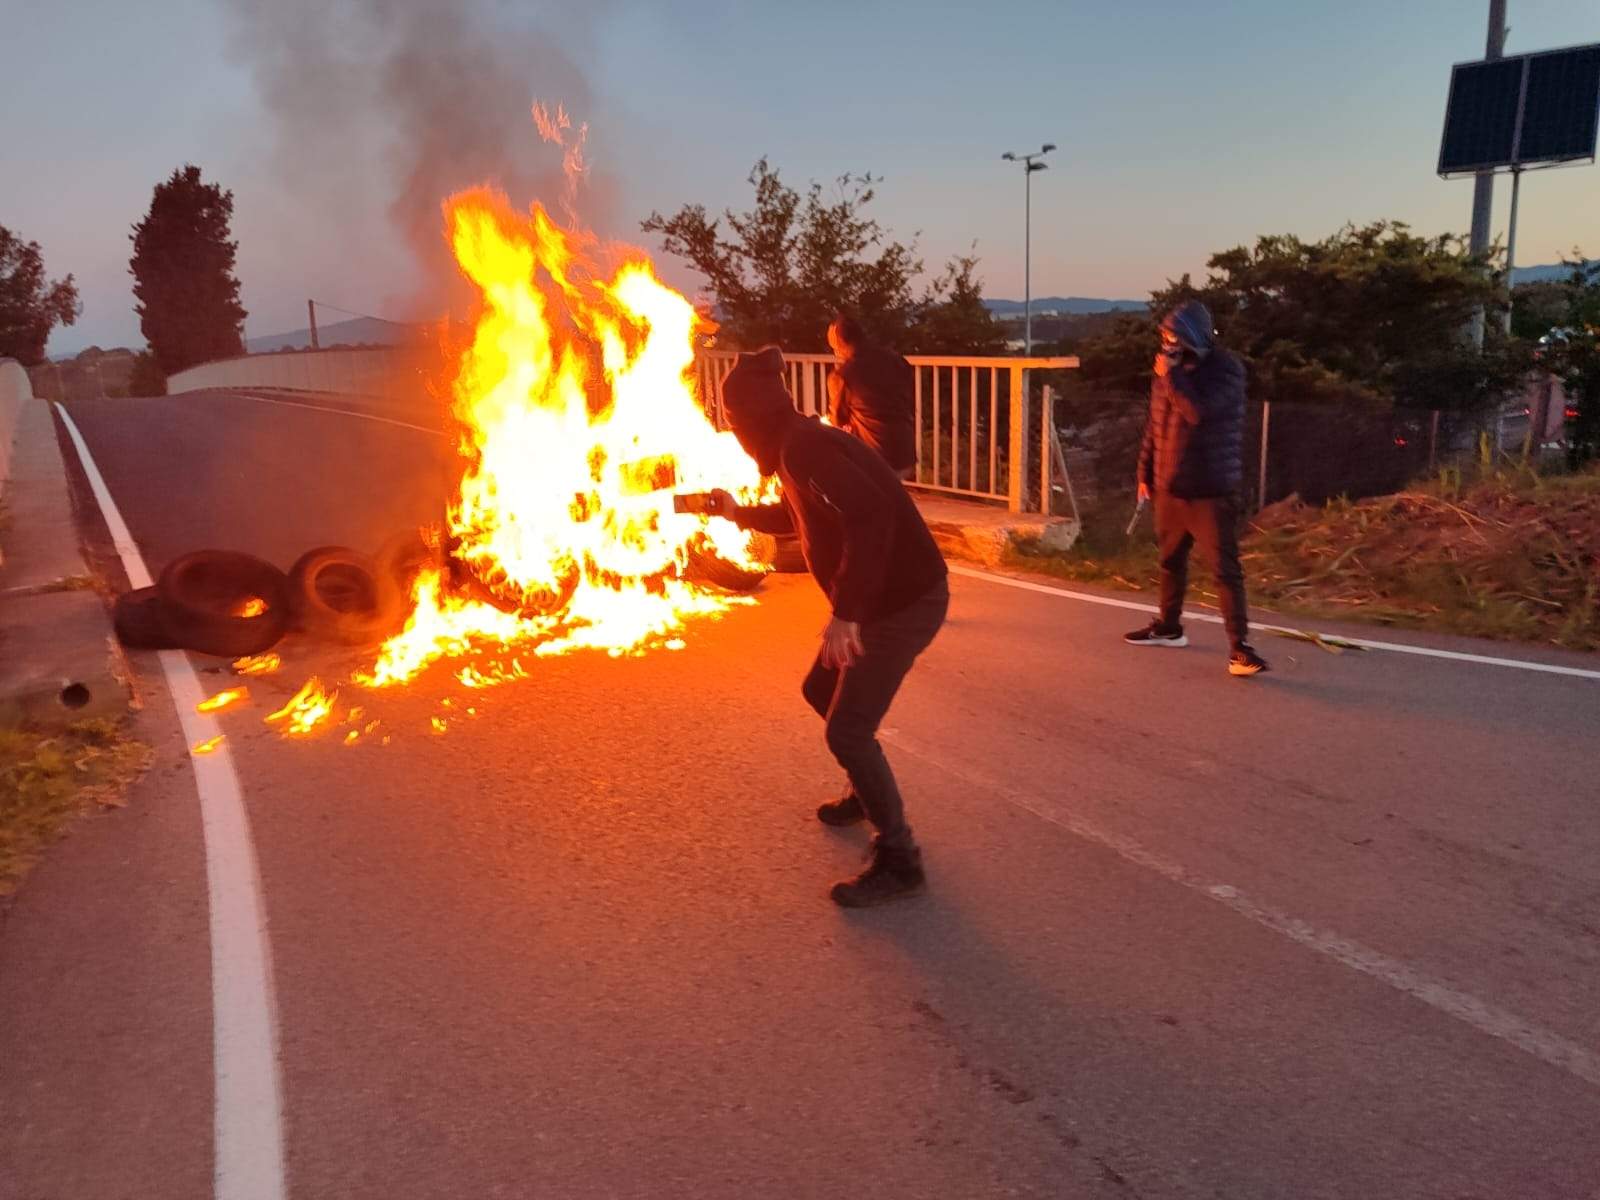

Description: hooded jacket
[827,343,916,472]
[721,348,946,623]
[1137,302,1247,498]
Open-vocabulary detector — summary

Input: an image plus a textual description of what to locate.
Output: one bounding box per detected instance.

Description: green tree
[0,226,81,365]
[1064,222,1539,503]
[129,165,247,374]
[642,159,1002,354]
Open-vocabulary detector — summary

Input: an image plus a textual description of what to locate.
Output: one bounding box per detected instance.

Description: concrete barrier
[1,357,35,491]
[168,346,434,403]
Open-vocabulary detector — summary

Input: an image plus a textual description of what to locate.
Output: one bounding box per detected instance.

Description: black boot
[830,843,925,908]
[816,791,867,826]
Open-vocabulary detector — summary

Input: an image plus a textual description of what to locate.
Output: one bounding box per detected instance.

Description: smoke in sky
[220,0,617,321]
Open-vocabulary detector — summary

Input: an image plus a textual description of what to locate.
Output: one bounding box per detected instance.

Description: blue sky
[5,0,1598,354]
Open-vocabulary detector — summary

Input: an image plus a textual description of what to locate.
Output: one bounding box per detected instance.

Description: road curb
[0,386,133,731]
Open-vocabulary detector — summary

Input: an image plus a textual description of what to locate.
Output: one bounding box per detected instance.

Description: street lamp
[1000,143,1055,354]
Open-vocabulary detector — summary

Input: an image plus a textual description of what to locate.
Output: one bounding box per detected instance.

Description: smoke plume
[221,0,616,321]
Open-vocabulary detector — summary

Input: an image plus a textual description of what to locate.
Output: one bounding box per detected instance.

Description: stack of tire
[113,533,436,656]
[111,527,807,656]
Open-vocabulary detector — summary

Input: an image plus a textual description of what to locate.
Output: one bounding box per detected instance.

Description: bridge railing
[696,350,1078,513]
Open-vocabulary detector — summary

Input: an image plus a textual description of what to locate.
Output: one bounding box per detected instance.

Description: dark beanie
[720,347,795,474]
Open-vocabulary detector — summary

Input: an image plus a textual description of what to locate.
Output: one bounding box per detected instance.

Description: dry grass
[1005,466,1600,651]
[0,719,152,895]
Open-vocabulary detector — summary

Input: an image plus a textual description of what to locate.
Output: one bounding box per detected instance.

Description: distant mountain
[245,315,420,353]
[985,296,1148,316]
[1511,260,1596,286]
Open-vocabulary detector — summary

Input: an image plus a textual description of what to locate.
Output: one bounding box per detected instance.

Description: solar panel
[1438,43,1600,176]
[1439,58,1523,174]
[1518,45,1600,164]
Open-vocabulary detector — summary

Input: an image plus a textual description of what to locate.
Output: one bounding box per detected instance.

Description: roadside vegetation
[0,719,151,896]
[1007,464,1600,652]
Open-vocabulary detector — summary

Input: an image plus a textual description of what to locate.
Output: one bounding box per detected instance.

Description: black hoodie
[721,348,946,624]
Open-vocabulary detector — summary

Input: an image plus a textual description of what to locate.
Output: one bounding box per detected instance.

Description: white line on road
[231,390,443,436]
[883,729,1600,1091]
[55,404,287,1200]
[949,564,1600,681]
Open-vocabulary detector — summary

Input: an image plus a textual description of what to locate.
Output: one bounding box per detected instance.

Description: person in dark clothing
[825,314,917,478]
[705,346,948,907]
[1125,300,1269,676]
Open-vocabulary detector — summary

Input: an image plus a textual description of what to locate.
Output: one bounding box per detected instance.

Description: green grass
[0,719,151,895]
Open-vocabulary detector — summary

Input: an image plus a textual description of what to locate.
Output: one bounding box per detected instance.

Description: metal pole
[308,299,320,350]
[1468,0,1508,349]
[1503,166,1523,336]
[1257,400,1271,509]
[1023,169,1032,356]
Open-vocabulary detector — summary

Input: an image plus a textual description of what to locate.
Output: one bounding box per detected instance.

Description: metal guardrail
[696,350,1078,513]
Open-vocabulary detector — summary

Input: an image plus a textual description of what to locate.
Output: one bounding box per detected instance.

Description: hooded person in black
[825,314,917,478]
[706,346,948,907]
[1125,300,1268,676]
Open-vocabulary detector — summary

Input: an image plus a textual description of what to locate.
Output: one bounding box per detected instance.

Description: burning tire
[683,544,767,594]
[112,586,182,650]
[375,529,442,602]
[442,531,582,619]
[288,546,404,645]
[156,550,291,658]
[750,532,807,574]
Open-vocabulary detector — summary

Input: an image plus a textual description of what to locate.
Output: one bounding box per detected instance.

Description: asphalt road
[3,389,1598,1199]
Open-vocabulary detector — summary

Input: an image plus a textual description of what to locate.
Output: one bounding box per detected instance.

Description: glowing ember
[234,653,281,676]
[361,184,769,687]
[192,735,226,755]
[265,677,337,736]
[196,687,248,714]
[233,597,267,618]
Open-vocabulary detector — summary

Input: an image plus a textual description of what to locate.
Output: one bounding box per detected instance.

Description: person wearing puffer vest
[1125,300,1269,676]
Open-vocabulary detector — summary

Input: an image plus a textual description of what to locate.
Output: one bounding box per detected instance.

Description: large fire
[359,188,769,688]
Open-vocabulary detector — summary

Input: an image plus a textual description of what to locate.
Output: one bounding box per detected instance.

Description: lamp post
[1001,143,1055,354]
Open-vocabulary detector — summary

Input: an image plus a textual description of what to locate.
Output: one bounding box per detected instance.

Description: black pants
[1155,493,1250,647]
[801,580,949,856]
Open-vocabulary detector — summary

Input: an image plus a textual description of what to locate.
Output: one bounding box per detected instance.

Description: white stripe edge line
[54,403,288,1200]
[883,730,1600,1091]
[947,564,1600,681]
[231,391,443,436]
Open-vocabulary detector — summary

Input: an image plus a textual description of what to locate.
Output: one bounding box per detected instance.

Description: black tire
[112,586,182,650]
[374,529,441,601]
[683,544,766,594]
[156,550,292,658]
[769,533,807,574]
[287,546,403,645]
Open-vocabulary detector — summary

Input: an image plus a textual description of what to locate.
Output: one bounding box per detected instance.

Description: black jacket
[1137,349,1246,498]
[722,350,945,623]
[827,346,916,472]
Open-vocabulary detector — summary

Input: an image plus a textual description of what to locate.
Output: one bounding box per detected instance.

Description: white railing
[696,350,1078,513]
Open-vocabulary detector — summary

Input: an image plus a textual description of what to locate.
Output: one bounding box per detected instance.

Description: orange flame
[362,185,768,686]
[192,735,226,755]
[265,677,337,736]
[234,653,281,676]
[196,687,248,714]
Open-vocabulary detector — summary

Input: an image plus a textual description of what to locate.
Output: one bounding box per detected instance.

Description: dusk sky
[6,0,1599,355]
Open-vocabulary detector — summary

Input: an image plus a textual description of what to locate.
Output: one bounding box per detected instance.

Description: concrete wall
[1,357,37,492]
[168,346,432,402]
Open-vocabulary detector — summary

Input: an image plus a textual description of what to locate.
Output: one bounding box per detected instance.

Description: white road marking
[229,390,443,437]
[55,404,287,1200]
[948,564,1600,681]
[883,729,1600,1091]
